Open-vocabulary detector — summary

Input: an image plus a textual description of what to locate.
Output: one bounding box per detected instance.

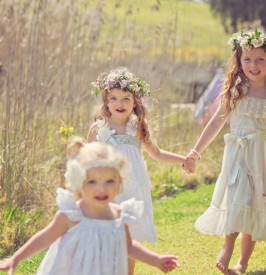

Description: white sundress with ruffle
[95,117,157,243]
[36,188,144,275]
[195,96,266,241]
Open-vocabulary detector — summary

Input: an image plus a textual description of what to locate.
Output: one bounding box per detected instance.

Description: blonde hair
[93,68,152,144]
[64,137,130,192]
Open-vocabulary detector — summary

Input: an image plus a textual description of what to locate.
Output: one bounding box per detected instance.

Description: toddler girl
[0,138,179,275]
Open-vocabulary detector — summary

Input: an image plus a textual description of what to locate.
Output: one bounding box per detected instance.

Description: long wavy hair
[221,47,249,114]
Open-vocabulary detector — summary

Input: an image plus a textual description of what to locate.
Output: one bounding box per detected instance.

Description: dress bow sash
[224,130,266,185]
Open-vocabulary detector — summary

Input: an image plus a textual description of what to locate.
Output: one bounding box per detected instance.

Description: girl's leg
[128,258,135,275]
[231,233,256,273]
[216,232,239,274]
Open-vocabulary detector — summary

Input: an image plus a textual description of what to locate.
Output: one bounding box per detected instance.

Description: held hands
[0,257,17,275]
[155,255,180,273]
[182,149,201,174]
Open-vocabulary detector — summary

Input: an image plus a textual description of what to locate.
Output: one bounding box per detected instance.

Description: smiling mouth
[250,70,260,75]
[95,195,109,201]
[116,109,126,112]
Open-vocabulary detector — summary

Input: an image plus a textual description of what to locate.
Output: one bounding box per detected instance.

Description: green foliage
[209,0,266,33]
[135,185,266,275]
[0,205,43,258]
[84,0,230,61]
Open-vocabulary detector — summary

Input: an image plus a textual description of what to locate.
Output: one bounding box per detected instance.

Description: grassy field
[1,184,265,275]
[136,185,266,275]
[91,0,231,61]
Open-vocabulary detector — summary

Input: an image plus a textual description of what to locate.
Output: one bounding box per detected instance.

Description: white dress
[37,188,143,275]
[195,96,266,241]
[96,117,157,243]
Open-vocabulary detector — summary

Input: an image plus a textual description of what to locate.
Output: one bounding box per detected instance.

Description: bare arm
[142,140,186,165]
[126,226,179,273]
[87,122,98,142]
[0,211,70,274]
[192,103,229,154]
[183,103,229,173]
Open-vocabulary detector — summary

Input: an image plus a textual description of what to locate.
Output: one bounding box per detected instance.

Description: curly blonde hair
[65,137,130,192]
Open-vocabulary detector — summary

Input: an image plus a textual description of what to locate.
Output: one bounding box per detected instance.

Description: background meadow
[0,0,265,274]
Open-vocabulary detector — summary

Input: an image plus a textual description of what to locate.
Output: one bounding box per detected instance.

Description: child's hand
[156,255,180,273]
[182,158,197,174]
[183,150,200,173]
[0,257,17,275]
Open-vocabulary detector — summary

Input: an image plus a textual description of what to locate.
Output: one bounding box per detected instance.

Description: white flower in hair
[228,37,235,47]
[228,29,266,52]
[240,39,252,51]
[65,159,86,191]
[251,38,264,48]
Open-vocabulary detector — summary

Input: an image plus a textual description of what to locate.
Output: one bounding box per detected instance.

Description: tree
[209,0,266,33]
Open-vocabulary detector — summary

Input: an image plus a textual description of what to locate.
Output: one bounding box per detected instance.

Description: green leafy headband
[228,29,266,52]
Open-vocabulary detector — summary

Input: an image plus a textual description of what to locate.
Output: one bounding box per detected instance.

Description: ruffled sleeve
[96,119,117,143]
[56,188,83,222]
[120,198,144,224]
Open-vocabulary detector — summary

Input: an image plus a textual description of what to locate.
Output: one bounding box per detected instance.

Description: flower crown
[91,68,151,98]
[228,29,266,52]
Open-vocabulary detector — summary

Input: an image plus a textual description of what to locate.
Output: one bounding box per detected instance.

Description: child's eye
[106,179,115,184]
[87,180,96,184]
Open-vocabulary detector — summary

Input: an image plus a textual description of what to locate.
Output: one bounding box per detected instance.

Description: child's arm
[189,103,229,156]
[87,122,98,142]
[0,211,70,274]
[143,104,228,166]
[126,225,180,273]
[183,104,229,174]
[142,141,186,165]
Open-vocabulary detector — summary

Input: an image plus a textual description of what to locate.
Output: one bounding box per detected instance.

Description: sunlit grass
[86,0,230,60]
[135,184,266,275]
[2,185,265,275]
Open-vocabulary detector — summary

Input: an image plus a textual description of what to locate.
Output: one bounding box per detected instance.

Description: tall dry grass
[0,0,224,255]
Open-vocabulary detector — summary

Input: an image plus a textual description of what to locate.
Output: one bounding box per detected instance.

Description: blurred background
[0,0,266,256]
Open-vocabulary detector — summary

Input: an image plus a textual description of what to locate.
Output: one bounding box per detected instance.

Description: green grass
[135,184,266,275]
[1,184,265,275]
[87,0,231,61]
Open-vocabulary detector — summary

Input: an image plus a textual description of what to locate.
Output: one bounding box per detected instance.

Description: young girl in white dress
[0,138,179,275]
[184,29,266,274]
[87,67,188,274]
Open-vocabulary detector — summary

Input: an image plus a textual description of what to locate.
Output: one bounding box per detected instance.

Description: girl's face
[106,88,135,121]
[240,48,266,85]
[80,166,121,209]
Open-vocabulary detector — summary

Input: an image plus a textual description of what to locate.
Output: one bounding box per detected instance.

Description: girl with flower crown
[183,29,266,275]
[0,138,179,275]
[87,67,188,275]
